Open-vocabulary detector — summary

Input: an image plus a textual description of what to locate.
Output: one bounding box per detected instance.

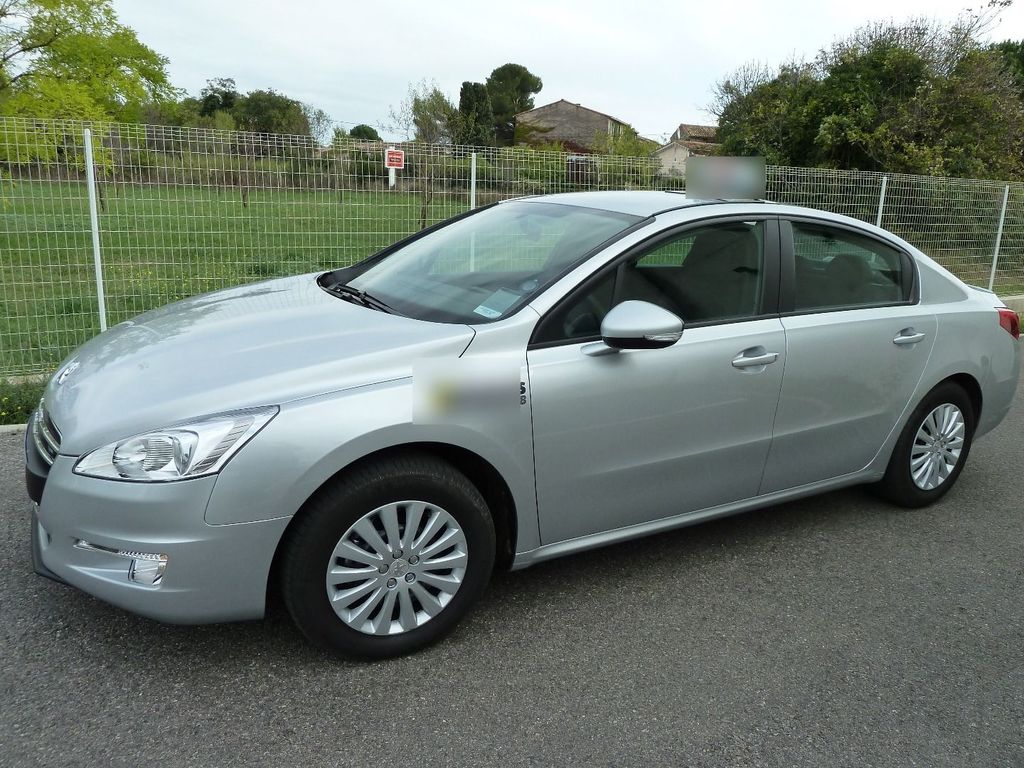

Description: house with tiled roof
[671,123,718,143]
[514,99,635,153]
[654,123,720,176]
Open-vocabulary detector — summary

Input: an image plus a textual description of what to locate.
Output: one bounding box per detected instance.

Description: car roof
[512,190,770,218]
[509,192,922,256]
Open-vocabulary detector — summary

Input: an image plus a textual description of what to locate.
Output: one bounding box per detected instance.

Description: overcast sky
[113,0,1024,143]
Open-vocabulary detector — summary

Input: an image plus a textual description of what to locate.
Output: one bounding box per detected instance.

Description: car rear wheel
[875,382,975,508]
[280,453,495,658]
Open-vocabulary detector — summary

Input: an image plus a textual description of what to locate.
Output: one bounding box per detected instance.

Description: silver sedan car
[26,192,1020,658]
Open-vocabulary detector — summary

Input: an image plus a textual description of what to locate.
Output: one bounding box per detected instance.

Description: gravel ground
[1,384,1021,767]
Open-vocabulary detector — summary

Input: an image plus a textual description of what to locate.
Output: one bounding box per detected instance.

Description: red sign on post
[384,148,405,169]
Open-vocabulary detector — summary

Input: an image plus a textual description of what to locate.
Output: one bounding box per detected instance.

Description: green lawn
[1,179,471,376]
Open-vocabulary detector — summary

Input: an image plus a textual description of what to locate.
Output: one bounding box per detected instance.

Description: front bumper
[30,505,66,584]
[30,456,291,624]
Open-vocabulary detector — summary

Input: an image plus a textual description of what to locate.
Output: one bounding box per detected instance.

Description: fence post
[987,185,1010,292]
[875,175,888,228]
[470,152,477,210]
[83,128,108,332]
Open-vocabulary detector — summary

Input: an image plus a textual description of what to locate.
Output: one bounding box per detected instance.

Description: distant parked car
[26,192,1020,658]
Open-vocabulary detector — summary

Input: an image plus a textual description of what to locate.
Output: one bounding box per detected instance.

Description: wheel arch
[266,441,519,611]
[866,368,984,483]
[941,372,982,423]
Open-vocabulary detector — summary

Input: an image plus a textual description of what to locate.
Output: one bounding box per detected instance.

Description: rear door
[760,218,936,493]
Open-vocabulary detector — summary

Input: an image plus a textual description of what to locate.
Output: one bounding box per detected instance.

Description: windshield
[335,201,643,323]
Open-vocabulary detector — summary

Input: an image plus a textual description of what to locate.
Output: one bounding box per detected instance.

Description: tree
[712,61,821,165]
[232,89,309,136]
[915,48,1024,179]
[199,78,239,116]
[302,103,332,144]
[992,39,1024,86]
[710,11,1024,179]
[485,63,542,145]
[388,80,458,143]
[455,81,494,146]
[0,0,176,121]
[412,88,458,143]
[349,123,381,141]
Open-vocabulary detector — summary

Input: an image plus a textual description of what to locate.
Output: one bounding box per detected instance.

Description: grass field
[1,179,472,376]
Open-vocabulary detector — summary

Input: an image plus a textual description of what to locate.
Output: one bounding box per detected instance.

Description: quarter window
[791,223,909,311]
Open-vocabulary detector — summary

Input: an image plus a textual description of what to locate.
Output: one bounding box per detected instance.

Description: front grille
[32,404,61,466]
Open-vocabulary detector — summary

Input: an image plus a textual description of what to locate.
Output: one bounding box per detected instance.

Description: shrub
[0,379,44,425]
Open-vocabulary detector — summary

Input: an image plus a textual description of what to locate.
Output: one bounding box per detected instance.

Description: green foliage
[302,105,331,144]
[199,78,239,116]
[411,87,457,144]
[233,89,310,136]
[992,39,1024,86]
[590,126,657,157]
[156,78,326,139]
[0,379,43,425]
[716,63,819,165]
[387,80,458,143]
[0,0,176,121]
[349,124,381,141]
[346,147,380,179]
[485,63,543,145]
[455,81,494,146]
[206,109,237,131]
[513,121,556,147]
[712,16,1024,179]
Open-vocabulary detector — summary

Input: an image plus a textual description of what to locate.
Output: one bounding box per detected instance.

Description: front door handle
[732,351,779,369]
[893,328,926,346]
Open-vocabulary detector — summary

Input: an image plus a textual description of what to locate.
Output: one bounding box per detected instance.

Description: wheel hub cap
[911,403,965,491]
[325,501,468,636]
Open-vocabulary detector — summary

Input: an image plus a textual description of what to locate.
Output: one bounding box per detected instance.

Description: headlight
[73,407,278,482]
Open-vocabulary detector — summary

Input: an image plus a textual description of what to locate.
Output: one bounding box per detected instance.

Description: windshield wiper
[327,282,394,314]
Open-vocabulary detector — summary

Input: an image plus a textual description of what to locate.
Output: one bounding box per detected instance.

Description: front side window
[333,201,641,324]
[534,220,765,344]
[791,222,909,311]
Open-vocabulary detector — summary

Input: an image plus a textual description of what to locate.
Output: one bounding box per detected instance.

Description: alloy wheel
[325,501,468,635]
[910,403,965,491]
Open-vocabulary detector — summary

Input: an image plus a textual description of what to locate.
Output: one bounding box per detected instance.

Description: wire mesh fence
[768,167,1023,289]
[1,116,1022,378]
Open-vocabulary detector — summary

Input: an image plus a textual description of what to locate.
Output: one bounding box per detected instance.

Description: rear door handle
[732,351,779,368]
[893,328,926,346]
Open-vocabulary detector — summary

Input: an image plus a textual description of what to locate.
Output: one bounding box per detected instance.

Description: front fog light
[128,554,168,585]
[74,540,168,585]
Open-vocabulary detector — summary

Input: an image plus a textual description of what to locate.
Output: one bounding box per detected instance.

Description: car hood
[44,274,475,454]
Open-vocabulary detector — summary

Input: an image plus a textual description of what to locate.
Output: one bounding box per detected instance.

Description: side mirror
[583,300,683,356]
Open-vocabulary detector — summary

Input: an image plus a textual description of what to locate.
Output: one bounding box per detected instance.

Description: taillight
[997,307,1020,339]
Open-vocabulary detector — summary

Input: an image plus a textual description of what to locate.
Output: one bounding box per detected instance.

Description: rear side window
[791,222,910,311]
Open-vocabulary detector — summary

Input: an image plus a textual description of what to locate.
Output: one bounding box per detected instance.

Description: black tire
[874,382,976,508]
[280,453,495,658]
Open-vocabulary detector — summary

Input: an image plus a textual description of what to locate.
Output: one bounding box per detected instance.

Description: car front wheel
[280,454,495,658]
[875,381,975,508]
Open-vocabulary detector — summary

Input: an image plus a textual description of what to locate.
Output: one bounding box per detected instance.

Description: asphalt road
[1,386,1022,768]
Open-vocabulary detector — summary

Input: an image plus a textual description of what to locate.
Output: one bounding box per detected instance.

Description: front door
[527,217,785,543]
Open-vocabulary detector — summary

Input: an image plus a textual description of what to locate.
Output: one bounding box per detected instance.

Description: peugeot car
[26,191,1021,658]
